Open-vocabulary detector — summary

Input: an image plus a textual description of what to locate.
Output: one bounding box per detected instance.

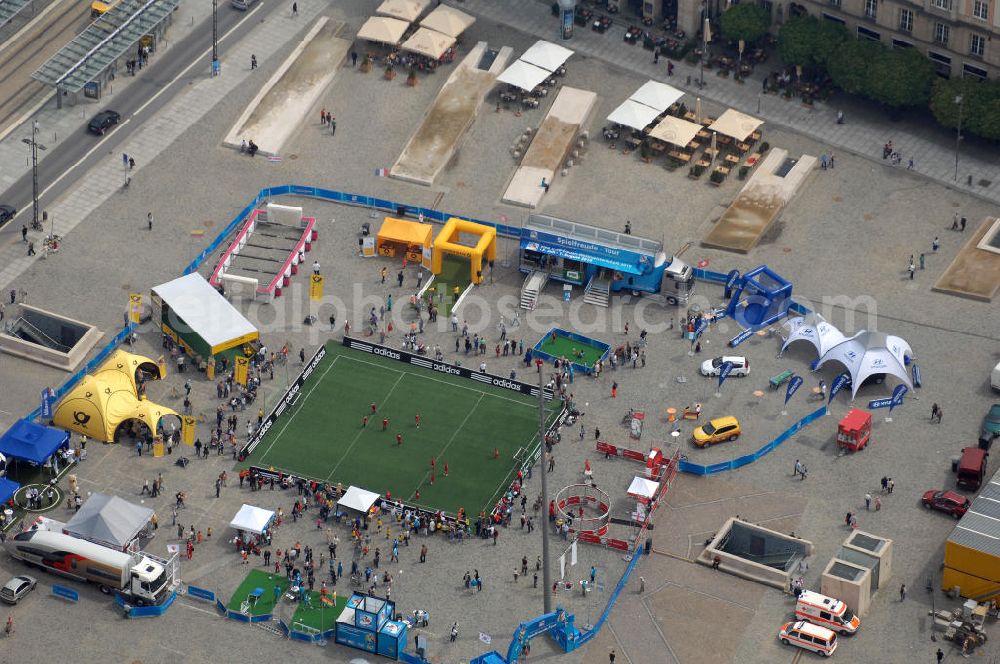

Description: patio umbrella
[376,0,429,23]
[628,80,683,112]
[356,16,410,45]
[400,27,455,60]
[648,115,702,147]
[708,108,764,141]
[606,99,660,132]
[710,131,717,165]
[497,60,550,92]
[419,4,475,37]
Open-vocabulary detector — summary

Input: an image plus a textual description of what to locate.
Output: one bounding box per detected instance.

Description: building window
[963,63,988,79]
[931,0,952,9]
[898,8,912,32]
[828,0,841,7]
[864,0,877,18]
[858,26,881,40]
[972,0,988,19]
[822,12,847,23]
[934,23,950,44]
[892,38,914,48]
[970,33,985,56]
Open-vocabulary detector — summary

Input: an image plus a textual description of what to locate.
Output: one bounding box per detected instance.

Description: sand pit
[502,86,597,208]
[932,216,1000,302]
[391,42,512,186]
[703,149,816,254]
[224,18,350,156]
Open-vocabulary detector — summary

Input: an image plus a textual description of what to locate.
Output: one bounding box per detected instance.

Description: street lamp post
[21,121,46,231]
[536,361,552,613]
[211,0,219,76]
[953,95,963,182]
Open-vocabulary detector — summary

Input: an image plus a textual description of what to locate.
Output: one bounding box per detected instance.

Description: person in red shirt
[396,433,403,446]
[370,402,377,414]
[415,413,421,429]
[362,415,368,427]
[382,417,389,431]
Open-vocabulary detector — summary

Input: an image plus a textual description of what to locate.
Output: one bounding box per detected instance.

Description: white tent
[151,272,259,356]
[627,476,659,504]
[64,493,154,551]
[419,3,475,37]
[648,115,702,146]
[229,504,275,535]
[629,80,684,112]
[400,27,455,59]
[339,486,381,514]
[519,40,573,72]
[607,99,660,131]
[707,108,763,141]
[356,16,410,45]
[816,330,913,398]
[781,313,847,359]
[376,0,429,22]
[497,60,551,92]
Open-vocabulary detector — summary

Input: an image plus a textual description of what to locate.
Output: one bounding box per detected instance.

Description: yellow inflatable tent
[431,218,496,284]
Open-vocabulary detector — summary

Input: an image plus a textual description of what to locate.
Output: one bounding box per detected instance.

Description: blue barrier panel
[399,651,427,664]
[216,598,227,614]
[730,455,756,469]
[186,585,215,602]
[51,585,79,602]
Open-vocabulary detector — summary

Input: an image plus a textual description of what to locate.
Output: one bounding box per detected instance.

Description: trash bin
[644,538,652,555]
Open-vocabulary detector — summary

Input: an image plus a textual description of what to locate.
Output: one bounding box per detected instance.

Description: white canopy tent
[519,40,573,72]
[816,330,913,398]
[629,80,683,112]
[607,99,660,131]
[376,0,429,23]
[401,27,455,59]
[708,108,763,141]
[64,493,154,551]
[419,3,475,37]
[356,16,410,45]
[229,504,276,535]
[627,476,659,504]
[338,486,381,514]
[781,313,847,359]
[497,60,551,92]
[648,115,702,146]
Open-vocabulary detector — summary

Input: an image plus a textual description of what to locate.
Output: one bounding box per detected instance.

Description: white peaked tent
[64,493,154,551]
[338,486,381,514]
[229,504,276,535]
[781,313,847,358]
[419,3,475,37]
[519,40,573,72]
[356,16,410,45]
[607,99,660,131]
[629,80,683,112]
[816,330,913,398]
[376,0,430,23]
[497,60,551,91]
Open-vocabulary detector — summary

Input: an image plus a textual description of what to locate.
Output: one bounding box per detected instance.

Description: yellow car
[692,416,741,447]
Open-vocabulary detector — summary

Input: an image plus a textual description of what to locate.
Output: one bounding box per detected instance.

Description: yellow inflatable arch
[431,218,497,285]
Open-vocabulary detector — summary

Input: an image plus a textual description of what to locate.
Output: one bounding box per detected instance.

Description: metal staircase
[12,316,70,351]
[583,276,611,308]
[520,271,547,310]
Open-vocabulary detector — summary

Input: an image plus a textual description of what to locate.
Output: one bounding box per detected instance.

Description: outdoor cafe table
[683,111,698,123]
[724,154,740,165]
[686,140,699,151]
[668,150,691,163]
[703,147,717,159]
[695,159,711,169]
[696,130,711,141]
[737,142,751,153]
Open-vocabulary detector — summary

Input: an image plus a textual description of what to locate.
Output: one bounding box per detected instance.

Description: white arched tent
[816,330,913,398]
[781,313,846,359]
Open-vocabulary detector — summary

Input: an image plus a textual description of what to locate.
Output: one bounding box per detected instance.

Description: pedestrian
[381,267,387,284]
[961,217,967,231]
[881,476,888,493]
[919,253,925,270]
[329,313,336,329]
[291,1,297,15]
[935,406,942,423]
[21,225,28,243]
[533,572,538,588]
[330,117,336,136]
[875,496,881,511]
[937,648,944,663]
[793,459,803,477]
[27,242,34,257]
[419,544,427,563]
[931,403,939,422]
[888,478,895,493]
[932,236,939,252]
[908,260,915,280]
[128,156,135,170]
[320,108,327,125]
[907,158,914,170]
[899,583,906,601]
[351,51,358,67]
[864,492,872,510]
[251,54,257,70]
[639,576,645,593]
[147,212,153,230]
[952,212,960,230]
[299,348,305,363]
[611,381,617,398]
[548,455,555,473]
[610,649,616,664]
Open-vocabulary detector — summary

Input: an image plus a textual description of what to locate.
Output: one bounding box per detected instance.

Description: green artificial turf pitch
[248,343,560,515]
[227,569,289,616]
[537,332,607,368]
[289,589,348,633]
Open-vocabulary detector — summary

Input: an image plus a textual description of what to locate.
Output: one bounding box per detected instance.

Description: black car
[88,110,121,135]
[0,204,15,227]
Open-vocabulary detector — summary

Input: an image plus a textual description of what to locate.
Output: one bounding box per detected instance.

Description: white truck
[4,530,171,605]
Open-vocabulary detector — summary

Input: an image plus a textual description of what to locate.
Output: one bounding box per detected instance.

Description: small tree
[720,4,772,44]
[777,16,819,67]
[866,47,934,108]
[930,77,1000,140]
[828,39,878,96]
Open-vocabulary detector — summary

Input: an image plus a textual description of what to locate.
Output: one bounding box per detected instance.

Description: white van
[700,355,749,377]
[991,361,1000,392]
[795,590,860,635]
[779,620,838,657]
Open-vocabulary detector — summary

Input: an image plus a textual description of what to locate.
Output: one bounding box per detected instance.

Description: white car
[700,356,749,377]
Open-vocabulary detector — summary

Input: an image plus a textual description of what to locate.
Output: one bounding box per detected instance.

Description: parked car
[980,404,1000,450]
[700,355,750,377]
[0,575,37,604]
[0,204,15,227]
[778,620,838,657]
[921,489,971,518]
[692,416,741,447]
[88,109,121,135]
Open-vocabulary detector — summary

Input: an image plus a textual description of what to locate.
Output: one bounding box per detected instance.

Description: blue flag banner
[828,373,851,404]
[911,364,921,388]
[718,361,734,389]
[785,375,804,405]
[888,384,908,412]
[40,388,55,419]
[694,317,709,339]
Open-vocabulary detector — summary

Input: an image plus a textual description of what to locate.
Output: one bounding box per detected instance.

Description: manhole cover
[782,247,792,253]
[978,179,991,187]
[288,154,298,160]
